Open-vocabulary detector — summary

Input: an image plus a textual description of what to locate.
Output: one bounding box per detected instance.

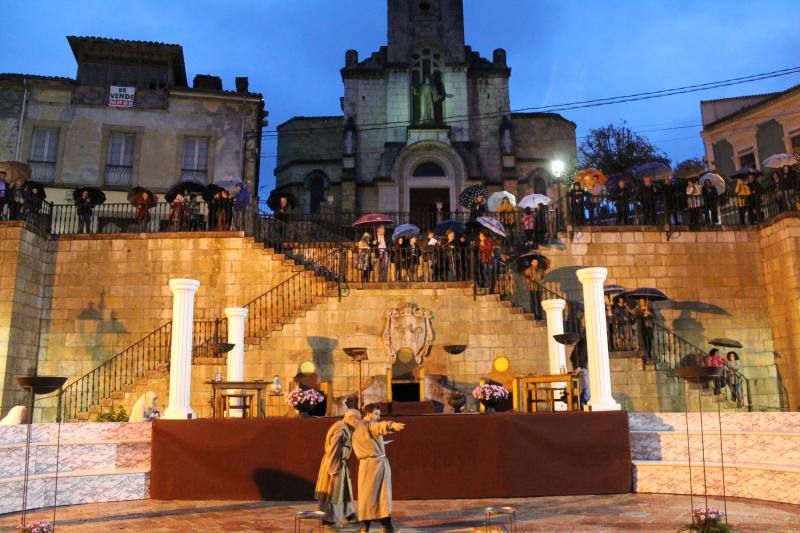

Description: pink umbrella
[352,213,394,227]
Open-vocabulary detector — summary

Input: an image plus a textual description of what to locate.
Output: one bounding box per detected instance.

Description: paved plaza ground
[1,494,798,532]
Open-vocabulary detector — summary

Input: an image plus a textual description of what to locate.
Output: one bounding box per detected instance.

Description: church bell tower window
[411,48,445,126]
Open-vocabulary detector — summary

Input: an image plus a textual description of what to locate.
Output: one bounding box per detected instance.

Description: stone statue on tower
[413,74,444,125]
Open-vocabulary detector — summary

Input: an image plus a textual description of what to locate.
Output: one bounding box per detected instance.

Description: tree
[673,157,706,179]
[579,122,671,176]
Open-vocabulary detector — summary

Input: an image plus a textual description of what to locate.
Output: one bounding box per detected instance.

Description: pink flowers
[18,522,54,533]
[472,383,509,401]
[285,388,325,408]
[685,507,731,532]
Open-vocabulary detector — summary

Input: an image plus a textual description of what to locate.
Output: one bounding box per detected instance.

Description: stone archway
[390,140,468,213]
[304,170,330,214]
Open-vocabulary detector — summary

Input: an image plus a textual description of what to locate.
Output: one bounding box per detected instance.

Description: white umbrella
[518,194,552,209]
[476,216,507,238]
[487,191,516,212]
[699,173,726,195]
[762,153,798,168]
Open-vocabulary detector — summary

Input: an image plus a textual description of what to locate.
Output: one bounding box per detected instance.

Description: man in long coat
[353,404,406,532]
[315,409,361,525]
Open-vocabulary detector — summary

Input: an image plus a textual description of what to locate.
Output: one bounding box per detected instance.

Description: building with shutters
[700,84,800,177]
[0,36,266,203]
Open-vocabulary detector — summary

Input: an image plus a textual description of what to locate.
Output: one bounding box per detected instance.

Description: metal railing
[60,322,173,421]
[560,187,789,230]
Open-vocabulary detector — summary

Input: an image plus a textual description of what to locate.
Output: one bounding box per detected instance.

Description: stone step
[631,430,800,465]
[628,412,800,433]
[0,440,150,477]
[0,467,149,514]
[633,459,800,505]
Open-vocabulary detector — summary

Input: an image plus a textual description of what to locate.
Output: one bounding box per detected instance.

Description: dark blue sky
[4,0,799,194]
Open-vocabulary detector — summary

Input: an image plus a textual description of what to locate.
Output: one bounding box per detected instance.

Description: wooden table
[516,374,581,412]
[206,380,270,418]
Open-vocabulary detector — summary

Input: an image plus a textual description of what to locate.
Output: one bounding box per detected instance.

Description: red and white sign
[108,86,135,107]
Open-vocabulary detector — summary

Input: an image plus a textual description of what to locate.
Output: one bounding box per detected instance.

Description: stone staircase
[0,422,150,513]
[630,412,800,504]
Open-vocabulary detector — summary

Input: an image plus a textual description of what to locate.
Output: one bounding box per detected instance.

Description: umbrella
[459,185,488,209]
[605,173,635,194]
[72,187,106,206]
[624,287,668,301]
[574,168,606,188]
[435,219,467,236]
[22,180,46,200]
[513,251,550,271]
[634,161,672,181]
[762,153,798,168]
[487,191,516,212]
[215,177,247,192]
[729,167,762,179]
[699,172,726,195]
[603,284,626,294]
[266,191,297,211]
[518,194,551,209]
[352,213,394,228]
[709,338,743,349]
[0,161,32,182]
[207,183,226,196]
[166,180,210,203]
[127,186,156,204]
[391,223,420,241]
[674,161,706,180]
[475,216,506,238]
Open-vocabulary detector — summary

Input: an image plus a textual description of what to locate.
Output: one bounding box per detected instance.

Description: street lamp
[551,159,566,179]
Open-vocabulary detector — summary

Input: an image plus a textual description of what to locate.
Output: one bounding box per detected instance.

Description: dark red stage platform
[150,411,631,501]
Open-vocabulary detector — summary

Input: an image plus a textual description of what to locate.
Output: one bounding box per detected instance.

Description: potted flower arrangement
[680,508,732,533]
[285,387,325,417]
[18,521,53,533]
[472,383,509,413]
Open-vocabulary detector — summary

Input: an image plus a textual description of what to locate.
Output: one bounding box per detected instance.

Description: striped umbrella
[476,216,507,238]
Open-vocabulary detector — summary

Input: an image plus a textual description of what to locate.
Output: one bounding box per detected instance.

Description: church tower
[386,0,466,64]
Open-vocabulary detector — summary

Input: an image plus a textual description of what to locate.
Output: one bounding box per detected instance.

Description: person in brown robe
[353,404,406,532]
[314,409,361,525]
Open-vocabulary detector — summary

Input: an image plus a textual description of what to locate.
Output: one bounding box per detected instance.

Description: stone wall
[0,225,300,417]
[544,226,783,408]
[0,223,53,411]
[758,214,800,408]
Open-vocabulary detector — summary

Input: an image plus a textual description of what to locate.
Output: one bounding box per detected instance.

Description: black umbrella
[603,284,626,294]
[435,219,467,236]
[513,251,550,271]
[127,186,157,204]
[729,167,762,179]
[267,191,297,211]
[624,287,668,301]
[72,187,106,206]
[22,180,46,200]
[709,338,743,349]
[459,185,488,209]
[166,180,210,203]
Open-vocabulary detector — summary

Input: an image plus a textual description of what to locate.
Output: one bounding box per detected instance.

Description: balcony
[29,161,56,183]
[105,165,133,188]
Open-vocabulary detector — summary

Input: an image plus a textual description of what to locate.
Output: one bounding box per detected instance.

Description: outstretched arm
[368,421,406,437]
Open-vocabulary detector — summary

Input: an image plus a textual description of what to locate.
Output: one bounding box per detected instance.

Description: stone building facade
[700,83,800,177]
[0,36,266,204]
[275,0,576,215]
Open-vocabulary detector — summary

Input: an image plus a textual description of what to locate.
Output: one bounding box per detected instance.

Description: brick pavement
[2,494,798,532]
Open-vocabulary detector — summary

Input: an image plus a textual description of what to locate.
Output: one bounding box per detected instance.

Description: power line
[259,65,800,138]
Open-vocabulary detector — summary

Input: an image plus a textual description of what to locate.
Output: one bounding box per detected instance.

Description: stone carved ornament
[382,304,434,364]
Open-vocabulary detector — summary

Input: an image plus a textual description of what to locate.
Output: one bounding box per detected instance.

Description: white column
[541,298,568,411]
[577,267,621,411]
[163,279,200,420]
[224,307,248,418]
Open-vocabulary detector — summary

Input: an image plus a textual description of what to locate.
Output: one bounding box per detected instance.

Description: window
[739,152,756,169]
[181,137,209,182]
[791,134,800,154]
[105,133,135,187]
[413,162,445,177]
[29,127,60,182]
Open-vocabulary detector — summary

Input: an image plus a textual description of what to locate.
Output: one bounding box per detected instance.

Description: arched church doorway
[409,161,450,228]
[529,168,550,195]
